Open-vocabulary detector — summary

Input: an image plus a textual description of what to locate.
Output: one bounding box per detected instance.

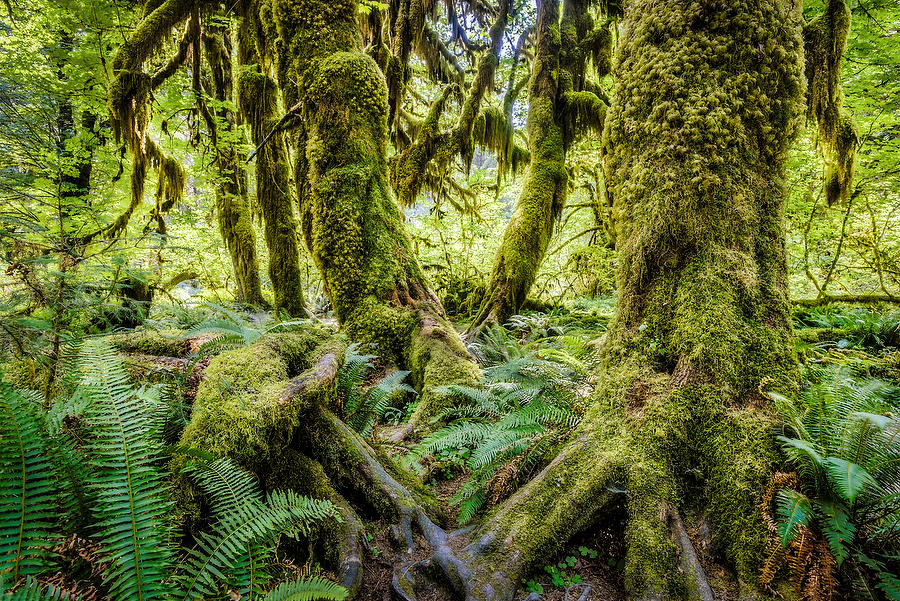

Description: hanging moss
[107,0,190,233]
[469,0,567,331]
[238,61,308,318]
[804,0,857,205]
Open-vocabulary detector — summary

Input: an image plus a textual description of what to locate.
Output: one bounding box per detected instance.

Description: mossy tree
[199,21,269,307]
[298,0,807,598]
[99,0,860,599]
[237,17,308,318]
[236,0,482,433]
[468,0,611,333]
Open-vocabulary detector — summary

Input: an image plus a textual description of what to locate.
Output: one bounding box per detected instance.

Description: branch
[793,294,900,307]
[246,102,302,163]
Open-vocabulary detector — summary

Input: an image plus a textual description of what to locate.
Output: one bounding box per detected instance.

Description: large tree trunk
[248,0,480,433]
[384,1,805,599]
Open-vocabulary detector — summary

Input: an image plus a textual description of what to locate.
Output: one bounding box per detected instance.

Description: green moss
[178,329,329,469]
[108,329,188,356]
[804,0,857,205]
[238,61,308,318]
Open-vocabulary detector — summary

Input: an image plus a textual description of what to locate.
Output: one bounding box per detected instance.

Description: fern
[412,351,583,523]
[260,575,349,601]
[337,344,415,438]
[771,366,900,596]
[182,302,312,357]
[78,339,175,601]
[0,383,57,582]
[0,578,72,600]
[178,489,339,601]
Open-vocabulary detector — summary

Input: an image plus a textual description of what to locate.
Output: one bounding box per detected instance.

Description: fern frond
[0,577,72,600]
[183,457,263,519]
[260,575,348,601]
[178,490,339,600]
[79,339,174,601]
[0,383,57,581]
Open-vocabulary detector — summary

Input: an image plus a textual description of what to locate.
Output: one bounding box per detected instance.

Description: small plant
[337,343,415,438]
[411,352,583,523]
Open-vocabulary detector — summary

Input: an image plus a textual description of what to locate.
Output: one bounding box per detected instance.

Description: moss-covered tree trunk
[470,0,607,332]
[469,0,567,332]
[202,25,268,308]
[238,43,308,318]
[255,0,480,432]
[393,1,806,599]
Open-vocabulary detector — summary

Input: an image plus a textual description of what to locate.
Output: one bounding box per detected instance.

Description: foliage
[336,343,415,438]
[411,344,584,523]
[763,366,900,599]
[0,339,345,601]
[182,302,312,357]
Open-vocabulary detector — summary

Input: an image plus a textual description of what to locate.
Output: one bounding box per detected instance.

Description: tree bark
[420,0,806,598]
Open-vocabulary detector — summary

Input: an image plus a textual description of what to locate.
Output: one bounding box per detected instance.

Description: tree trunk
[391,1,806,599]
[252,0,480,432]
[469,0,567,333]
[202,24,268,308]
[469,0,606,333]
[238,56,308,318]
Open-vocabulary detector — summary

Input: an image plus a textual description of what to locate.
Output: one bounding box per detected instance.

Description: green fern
[177,489,340,601]
[772,366,900,593]
[337,344,415,438]
[412,352,583,523]
[78,339,175,601]
[0,383,57,582]
[260,574,349,601]
[0,578,72,600]
[182,303,311,357]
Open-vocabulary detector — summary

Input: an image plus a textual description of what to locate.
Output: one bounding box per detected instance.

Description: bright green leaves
[775,489,814,546]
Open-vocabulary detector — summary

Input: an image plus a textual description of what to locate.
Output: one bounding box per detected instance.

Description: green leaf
[823,456,877,506]
[775,489,813,546]
[813,500,854,565]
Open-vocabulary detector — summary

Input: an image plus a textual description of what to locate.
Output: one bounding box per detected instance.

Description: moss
[108,329,189,356]
[804,0,857,205]
[238,61,308,318]
[178,329,330,470]
[594,0,806,593]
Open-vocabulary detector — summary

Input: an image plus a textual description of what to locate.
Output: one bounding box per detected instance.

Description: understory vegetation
[2,0,899,600]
